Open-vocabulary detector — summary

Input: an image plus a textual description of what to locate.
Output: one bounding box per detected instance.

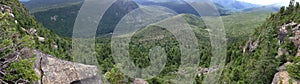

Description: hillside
[32,0,139,37]
[220,1,300,83]
[133,0,230,15]
[0,0,73,83]
[212,0,259,10]
[32,4,269,38]
[243,5,280,12]
[93,13,269,83]
[134,0,259,12]
[22,0,82,13]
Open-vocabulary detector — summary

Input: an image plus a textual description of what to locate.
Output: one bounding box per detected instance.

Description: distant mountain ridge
[242,5,280,12]
[212,0,259,10]
[134,0,260,11]
[133,0,231,15]
[21,0,278,37]
[23,0,81,9]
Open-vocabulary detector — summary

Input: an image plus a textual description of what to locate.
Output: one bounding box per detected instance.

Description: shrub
[104,64,125,84]
[287,63,300,79]
[4,58,39,83]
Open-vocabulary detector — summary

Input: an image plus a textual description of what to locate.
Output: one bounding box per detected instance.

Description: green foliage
[4,58,39,83]
[293,57,300,63]
[280,6,286,14]
[0,0,73,83]
[104,65,125,84]
[93,12,271,83]
[1,0,72,60]
[296,2,300,9]
[287,63,300,79]
[18,35,35,48]
[220,1,300,83]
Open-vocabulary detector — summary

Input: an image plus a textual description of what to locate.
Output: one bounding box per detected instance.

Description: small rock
[133,78,148,84]
[276,48,289,59]
[29,28,37,35]
[277,62,292,71]
[20,27,26,32]
[53,45,58,49]
[38,37,45,42]
[8,13,14,18]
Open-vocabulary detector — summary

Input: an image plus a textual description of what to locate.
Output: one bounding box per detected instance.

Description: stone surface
[276,48,289,59]
[32,50,101,84]
[243,37,260,54]
[272,71,300,84]
[277,62,292,72]
[38,37,45,42]
[133,78,148,84]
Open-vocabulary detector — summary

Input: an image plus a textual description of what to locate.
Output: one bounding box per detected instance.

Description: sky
[238,0,300,5]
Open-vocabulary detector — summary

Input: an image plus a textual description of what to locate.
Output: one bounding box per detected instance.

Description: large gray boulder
[32,50,101,84]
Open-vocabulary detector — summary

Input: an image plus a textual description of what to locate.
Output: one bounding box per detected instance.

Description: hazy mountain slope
[243,5,280,12]
[212,0,259,10]
[22,0,83,13]
[134,0,230,15]
[32,0,139,37]
[135,0,259,11]
[32,2,269,37]
[22,0,82,9]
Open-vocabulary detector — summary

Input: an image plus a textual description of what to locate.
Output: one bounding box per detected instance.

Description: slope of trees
[0,0,72,83]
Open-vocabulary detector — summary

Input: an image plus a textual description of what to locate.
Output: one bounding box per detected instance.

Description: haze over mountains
[20,0,281,37]
[134,0,260,10]
[22,0,280,13]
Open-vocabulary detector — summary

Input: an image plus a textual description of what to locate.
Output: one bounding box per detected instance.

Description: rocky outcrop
[0,4,14,18]
[0,48,101,84]
[276,48,289,59]
[272,71,300,84]
[278,22,300,57]
[132,78,148,84]
[273,22,300,84]
[243,37,260,54]
[197,66,219,76]
[32,49,101,84]
[272,62,300,84]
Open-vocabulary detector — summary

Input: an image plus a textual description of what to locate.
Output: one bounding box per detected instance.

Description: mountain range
[20,0,281,37]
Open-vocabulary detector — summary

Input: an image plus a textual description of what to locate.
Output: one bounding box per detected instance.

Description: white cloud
[238,0,300,6]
